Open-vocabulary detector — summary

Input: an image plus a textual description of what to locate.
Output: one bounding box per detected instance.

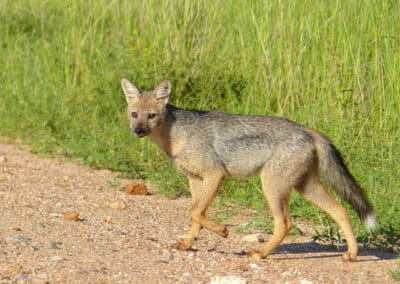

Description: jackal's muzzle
[134,127,150,138]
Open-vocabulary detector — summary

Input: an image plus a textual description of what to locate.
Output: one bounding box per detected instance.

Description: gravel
[0,142,398,283]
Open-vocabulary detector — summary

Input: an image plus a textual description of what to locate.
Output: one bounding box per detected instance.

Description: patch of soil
[0,142,398,283]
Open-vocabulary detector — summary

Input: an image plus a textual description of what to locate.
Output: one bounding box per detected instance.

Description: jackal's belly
[212,143,272,177]
[171,148,267,179]
[219,155,268,177]
[173,154,265,179]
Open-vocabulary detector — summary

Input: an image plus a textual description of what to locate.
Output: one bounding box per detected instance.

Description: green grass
[389,256,400,281]
[0,0,399,240]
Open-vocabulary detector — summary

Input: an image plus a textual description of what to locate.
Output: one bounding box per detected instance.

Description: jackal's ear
[154,79,171,105]
[121,78,141,103]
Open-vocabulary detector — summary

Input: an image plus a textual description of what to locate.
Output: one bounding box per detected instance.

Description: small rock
[296,223,315,235]
[0,153,6,164]
[7,235,39,251]
[7,234,30,244]
[50,255,64,262]
[249,263,259,269]
[299,280,313,284]
[15,273,29,280]
[45,205,54,213]
[0,153,7,181]
[334,279,344,284]
[37,273,50,281]
[241,233,264,243]
[47,242,60,249]
[119,229,129,235]
[4,266,21,276]
[239,264,250,271]
[30,243,40,251]
[103,216,112,223]
[49,213,63,217]
[210,276,247,284]
[110,200,126,210]
[63,211,79,221]
[125,181,148,195]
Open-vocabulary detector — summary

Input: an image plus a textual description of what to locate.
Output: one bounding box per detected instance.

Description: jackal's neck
[147,104,186,158]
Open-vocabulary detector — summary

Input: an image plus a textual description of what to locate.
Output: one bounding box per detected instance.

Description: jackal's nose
[134,127,146,136]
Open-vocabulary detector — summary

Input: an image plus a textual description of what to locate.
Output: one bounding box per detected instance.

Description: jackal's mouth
[136,132,148,138]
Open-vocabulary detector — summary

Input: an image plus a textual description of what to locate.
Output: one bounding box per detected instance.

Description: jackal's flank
[121,78,376,261]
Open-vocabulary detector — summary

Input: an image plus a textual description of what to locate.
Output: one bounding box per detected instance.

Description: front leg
[173,173,226,250]
[173,176,203,250]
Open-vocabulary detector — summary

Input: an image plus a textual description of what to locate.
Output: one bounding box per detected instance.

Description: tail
[309,130,377,231]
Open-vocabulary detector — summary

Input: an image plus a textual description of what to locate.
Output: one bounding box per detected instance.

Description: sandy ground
[0,142,398,283]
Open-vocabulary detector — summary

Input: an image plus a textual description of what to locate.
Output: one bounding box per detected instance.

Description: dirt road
[0,142,398,283]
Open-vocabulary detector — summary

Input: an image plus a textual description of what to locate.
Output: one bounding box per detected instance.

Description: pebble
[7,234,30,244]
[30,243,40,251]
[49,213,63,217]
[15,273,29,280]
[4,266,21,275]
[47,242,60,249]
[241,234,264,243]
[50,255,64,262]
[125,181,148,195]
[37,273,50,281]
[7,234,40,251]
[210,276,247,284]
[239,264,250,271]
[0,153,5,164]
[119,229,129,235]
[63,211,79,221]
[249,263,259,269]
[0,153,7,181]
[103,216,112,223]
[110,199,126,210]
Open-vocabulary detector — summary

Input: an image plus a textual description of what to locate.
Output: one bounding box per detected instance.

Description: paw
[342,251,356,262]
[247,250,262,262]
[218,227,229,238]
[172,240,191,251]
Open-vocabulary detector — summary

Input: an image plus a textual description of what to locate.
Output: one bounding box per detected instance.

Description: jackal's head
[121,78,170,138]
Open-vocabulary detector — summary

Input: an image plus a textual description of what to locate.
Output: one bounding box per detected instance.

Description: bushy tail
[309,130,376,230]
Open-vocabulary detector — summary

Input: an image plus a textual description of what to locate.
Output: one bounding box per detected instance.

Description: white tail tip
[364,213,377,231]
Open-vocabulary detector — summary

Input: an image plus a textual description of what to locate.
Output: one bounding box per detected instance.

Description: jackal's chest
[170,147,212,179]
[150,133,185,158]
[173,157,205,178]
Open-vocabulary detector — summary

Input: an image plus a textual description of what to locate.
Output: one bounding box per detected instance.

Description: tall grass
[0,0,399,235]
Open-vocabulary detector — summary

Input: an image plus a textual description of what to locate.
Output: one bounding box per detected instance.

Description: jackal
[121,78,376,261]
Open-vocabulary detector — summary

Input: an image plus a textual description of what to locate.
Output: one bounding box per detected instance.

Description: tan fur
[121,78,375,261]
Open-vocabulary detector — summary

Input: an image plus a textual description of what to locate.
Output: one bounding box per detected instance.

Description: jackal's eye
[131,112,138,118]
[148,113,156,119]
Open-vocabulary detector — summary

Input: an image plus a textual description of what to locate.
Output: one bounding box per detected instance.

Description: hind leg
[248,174,292,261]
[296,174,358,261]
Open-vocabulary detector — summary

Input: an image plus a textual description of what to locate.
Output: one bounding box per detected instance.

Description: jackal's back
[167,106,314,177]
